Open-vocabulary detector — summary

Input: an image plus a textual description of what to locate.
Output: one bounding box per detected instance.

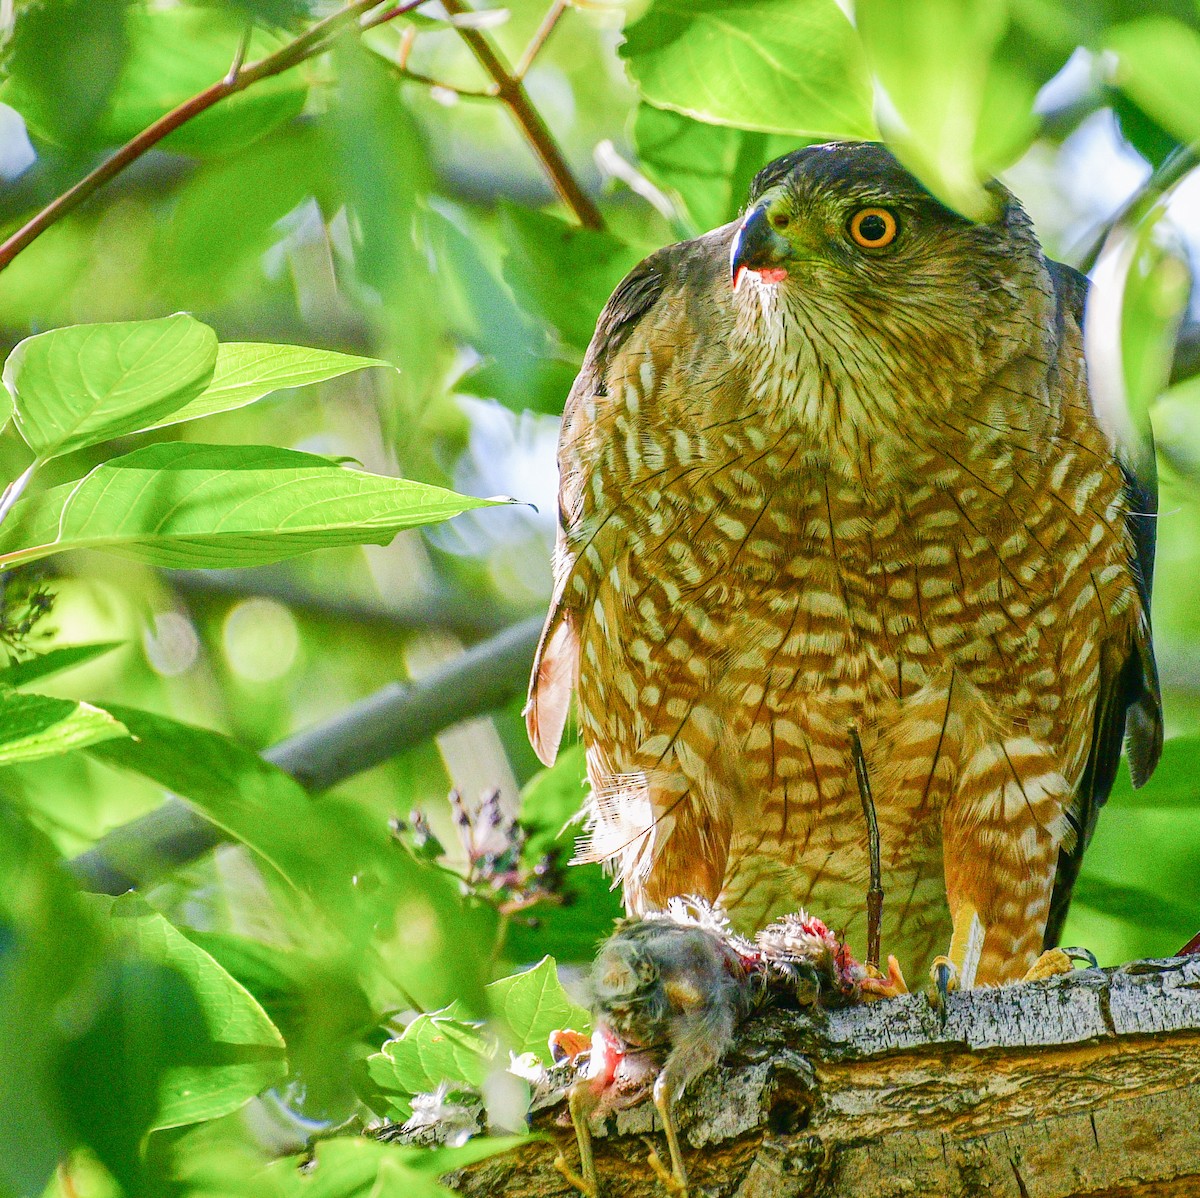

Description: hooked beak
[730,205,791,290]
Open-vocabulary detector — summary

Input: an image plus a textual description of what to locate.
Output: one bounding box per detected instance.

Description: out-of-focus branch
[0,0,424,273]
[1074,143,1200,275]
[1170,321,1200,385]
[166,567,533,638]
[67,615,543,894]
[436,0,604,231]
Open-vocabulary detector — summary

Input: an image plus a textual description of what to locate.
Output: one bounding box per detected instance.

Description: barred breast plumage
[526,142,1161,987]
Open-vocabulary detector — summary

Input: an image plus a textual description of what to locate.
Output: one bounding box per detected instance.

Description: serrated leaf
[0,442,504,571]
[621,0,875,141]
[487,957,590,1060]
[367,1009,493,1115]
[0,642,123,688]
[4,315,218,459]
[99,895,287,1128]
[149,342,393,431]
[0,687,127,765]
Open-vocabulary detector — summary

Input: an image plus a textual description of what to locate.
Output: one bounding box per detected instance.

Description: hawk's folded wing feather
[1044,259,1164,947]
[525,249,675,765]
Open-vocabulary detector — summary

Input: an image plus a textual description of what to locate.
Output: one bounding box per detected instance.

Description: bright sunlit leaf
[3,315,218,459]
[621,0,875,141]
[488,956,590,1061]
[0,442,506,570]
[149,342,393,431]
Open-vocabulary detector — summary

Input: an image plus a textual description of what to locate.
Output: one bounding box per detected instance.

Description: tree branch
[437,0,604,231]
[67,615,542,894]
[0,0,423,273]
[165,567,532,638]
[448,957,1200,1197]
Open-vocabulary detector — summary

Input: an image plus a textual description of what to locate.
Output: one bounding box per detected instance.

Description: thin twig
[0,460,37,528]
[848,725,883,971]
[0,0,424,273]
[67,616,543,894]
[515,0,567,79]
[1074,144,1200,275]
[438,0,604,230]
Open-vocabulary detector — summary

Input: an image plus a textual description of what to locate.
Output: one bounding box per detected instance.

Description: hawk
[526,141,1162,995]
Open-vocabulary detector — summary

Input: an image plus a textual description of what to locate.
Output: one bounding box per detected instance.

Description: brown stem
[439,0,604,231]
[0,0,422,273]
[848,725,882,971]
[515,0,567,79]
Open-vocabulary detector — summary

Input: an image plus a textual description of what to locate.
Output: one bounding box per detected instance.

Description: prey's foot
[929,955,958,1014]
[554,1151,598,1198]
[643,1137,688,1196]
[860,954,908,1001]
[1022,946,1098,982]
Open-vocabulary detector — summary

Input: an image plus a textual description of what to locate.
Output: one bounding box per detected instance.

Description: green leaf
[87,707,495,1013]
[267,1137,527,1198]
[367,1007,493,1117]
[0,642,123,688]
[621,0,874,141]
[518,742,587,863]
[500,206,646,353]
[102,9,308,155]
[102,895,287,1128]
[85,706,339,891]
[0,442,504,571]
[0,687,127,765]
[3,315,218,459]
[0,0,130,148]
[1108,16,1200,146]
[633,104,794,235]
[1088,209,1190,481]
[150,342,393,431]
[507,745,621,965]
[0,805,102,1198]
[856,0,1039,216]
[487,957,590,1060]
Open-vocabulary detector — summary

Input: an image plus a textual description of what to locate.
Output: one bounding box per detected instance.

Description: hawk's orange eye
[848,207,898,249]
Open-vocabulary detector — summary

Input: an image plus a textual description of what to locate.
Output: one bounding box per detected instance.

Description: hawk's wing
[524,246,675,765]
[1044,259,1164,947]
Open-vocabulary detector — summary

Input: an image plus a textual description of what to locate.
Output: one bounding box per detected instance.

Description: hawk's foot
[929,954,958,1013]
[554,1150,598,1198]
[643,1136,689,1196]
[1022,946,1098,982]
[860,953,909,1000]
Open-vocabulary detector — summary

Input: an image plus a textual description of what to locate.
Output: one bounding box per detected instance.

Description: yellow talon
[1022,946,1098,982]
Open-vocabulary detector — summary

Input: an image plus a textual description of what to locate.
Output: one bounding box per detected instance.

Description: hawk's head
[726,142,1055,457]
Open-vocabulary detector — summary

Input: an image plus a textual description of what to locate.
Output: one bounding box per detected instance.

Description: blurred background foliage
[1,0,1200,1193]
